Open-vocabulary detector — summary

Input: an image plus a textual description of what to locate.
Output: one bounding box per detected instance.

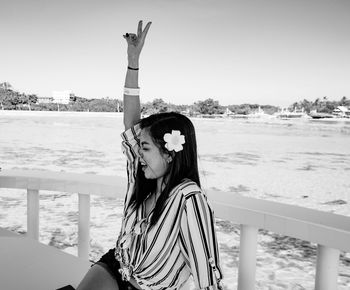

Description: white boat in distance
[275,107,308,119]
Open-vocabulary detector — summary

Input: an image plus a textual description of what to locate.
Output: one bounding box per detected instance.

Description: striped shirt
[115,124,223,290]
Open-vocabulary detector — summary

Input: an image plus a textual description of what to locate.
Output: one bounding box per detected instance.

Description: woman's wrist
[128,56,139,69]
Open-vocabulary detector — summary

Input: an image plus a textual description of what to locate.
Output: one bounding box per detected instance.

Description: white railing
[0,169,126,259]
[1,169,350,290]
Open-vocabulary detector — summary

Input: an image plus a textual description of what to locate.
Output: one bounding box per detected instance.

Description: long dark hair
[129,112,200,227]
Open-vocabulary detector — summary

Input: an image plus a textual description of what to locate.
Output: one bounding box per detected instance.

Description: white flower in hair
[163,130,185,152]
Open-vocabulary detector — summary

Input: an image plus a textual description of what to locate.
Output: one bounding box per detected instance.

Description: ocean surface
[1,110,350,289]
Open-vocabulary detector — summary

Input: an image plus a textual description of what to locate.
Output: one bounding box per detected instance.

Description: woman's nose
[138,148,143,158]
[138,149,146,164]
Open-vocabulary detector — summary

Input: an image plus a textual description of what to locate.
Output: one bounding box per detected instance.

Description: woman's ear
[164,152,174,163]
[165,154,172,164]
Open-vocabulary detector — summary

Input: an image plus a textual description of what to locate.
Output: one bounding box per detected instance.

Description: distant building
[181,108,191,116]
[333,106,350,118]
[52,90,73,104]
[37,96,53,104]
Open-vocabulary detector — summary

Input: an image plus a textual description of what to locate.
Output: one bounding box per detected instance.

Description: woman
[77,21,223,290]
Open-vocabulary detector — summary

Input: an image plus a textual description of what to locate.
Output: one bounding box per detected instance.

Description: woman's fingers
[141,22,152,42]
[123,21,151,58]
[124,21,151,43]
[124,33,137,44]
[137,20,143,38]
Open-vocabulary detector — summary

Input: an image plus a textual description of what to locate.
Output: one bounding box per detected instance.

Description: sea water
[1,111,349,289]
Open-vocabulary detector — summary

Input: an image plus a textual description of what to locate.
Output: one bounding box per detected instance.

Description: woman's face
[139,129,170,180]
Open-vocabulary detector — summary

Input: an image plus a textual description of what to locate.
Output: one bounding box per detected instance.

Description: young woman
[77,21,223,290]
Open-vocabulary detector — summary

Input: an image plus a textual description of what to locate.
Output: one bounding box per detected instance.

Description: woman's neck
[156,177,164,195]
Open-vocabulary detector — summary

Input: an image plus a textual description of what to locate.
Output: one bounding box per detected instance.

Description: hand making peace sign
[124,20,152,60]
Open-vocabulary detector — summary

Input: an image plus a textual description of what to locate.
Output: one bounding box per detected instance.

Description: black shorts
[95,248,138,290]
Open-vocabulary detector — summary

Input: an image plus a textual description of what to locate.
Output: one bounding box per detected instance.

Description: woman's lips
[140,160,148,171]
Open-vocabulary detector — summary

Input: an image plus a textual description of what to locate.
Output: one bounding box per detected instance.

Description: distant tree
[24,94,38,110]
[317,96,334,113]
[152,98,168,113]
[37,103,59,111]
[88,98,120,112]
[142,98,169,115]
[313,98,320,107]
[10,92,23,109]
[69,94,78,102]
[0,82,12,90]
[0,90,11,109]
[68,95,90,111]
[167,103,187,113]
[288,101,299,111]
[340,96,350,107]
[300,99,313,113]
[227,103,262,115]
[286,96,350,114]
[0,82,14,109]
[117,99,123,112]
[236,104,252,115]
[28,94,38,104]
[70,101,89,112]
[194,98,224,115]
[260,105,279,115]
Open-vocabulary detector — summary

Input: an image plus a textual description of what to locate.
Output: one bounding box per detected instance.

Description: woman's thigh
[76,264,119,290]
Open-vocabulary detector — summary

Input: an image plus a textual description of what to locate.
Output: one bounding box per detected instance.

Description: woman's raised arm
[123,20,152,130]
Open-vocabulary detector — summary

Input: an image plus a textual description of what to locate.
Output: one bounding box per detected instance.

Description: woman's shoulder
[175,179,203,200]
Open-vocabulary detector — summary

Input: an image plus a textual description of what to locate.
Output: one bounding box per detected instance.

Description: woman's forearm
[122,21,151,130]
[123,57,141,130]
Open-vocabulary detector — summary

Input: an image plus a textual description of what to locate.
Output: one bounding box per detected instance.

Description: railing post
[27,189,39,240]
[78,193,90,260]
[315,244,340,290]
[237,224,258,290]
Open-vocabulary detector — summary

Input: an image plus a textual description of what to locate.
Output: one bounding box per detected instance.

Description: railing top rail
[206,189,350,251]
[207,189,350,231]
[1,169,350,251]
[0,169,126,198]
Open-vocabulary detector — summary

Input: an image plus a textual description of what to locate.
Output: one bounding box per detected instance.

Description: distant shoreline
[2,109,350,124]
[0,110,124,118]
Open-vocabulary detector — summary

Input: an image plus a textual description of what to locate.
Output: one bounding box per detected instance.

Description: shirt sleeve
[180,190,223,290]
[120,123,141,207]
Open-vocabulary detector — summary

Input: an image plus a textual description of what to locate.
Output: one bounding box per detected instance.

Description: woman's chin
[145,176,156,180]
[142,167,158,179]
[143,172,154,179]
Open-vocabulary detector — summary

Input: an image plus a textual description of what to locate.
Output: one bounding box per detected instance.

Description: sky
[1,0,349,107]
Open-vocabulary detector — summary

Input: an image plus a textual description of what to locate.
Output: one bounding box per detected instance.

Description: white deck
[0,229,91,290]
